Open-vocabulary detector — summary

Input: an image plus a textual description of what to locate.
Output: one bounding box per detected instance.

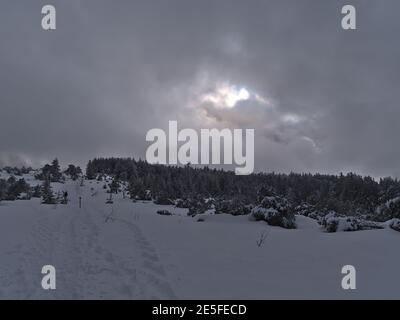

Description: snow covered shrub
[214,198,251,216]
[375,197,400,221]
[17,192,31,200]
[187,196,211,217]
[388,218,400,232]
[175,198,191,208]
[319,212,384,232]
[156,210,173,216]
[349,219,383,231]
[154,193,174,205]
[250,195,296,229]
[3,177,30,201]
[293,203,323,220]
[319,212,340,232]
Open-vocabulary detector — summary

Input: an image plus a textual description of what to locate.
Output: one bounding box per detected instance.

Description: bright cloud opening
[202,83,250,108]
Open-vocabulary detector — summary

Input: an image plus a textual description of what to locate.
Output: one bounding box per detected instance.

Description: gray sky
[1,0,399,177]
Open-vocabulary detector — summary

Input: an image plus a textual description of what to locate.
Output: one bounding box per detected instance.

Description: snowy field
[0,177,399,299]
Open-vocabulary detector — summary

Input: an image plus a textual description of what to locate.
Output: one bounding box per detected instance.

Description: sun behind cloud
[201,83,250,108]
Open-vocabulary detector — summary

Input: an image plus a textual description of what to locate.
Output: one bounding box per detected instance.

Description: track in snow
[0,182,177,299]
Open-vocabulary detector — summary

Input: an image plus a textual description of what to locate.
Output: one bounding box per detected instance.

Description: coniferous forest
[1,157,399,232]
[85,157,400,222]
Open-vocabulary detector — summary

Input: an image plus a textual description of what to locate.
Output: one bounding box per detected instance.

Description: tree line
[86,157,400,221]
[2,157,399,221]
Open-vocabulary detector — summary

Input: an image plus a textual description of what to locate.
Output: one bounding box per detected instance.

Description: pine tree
[0,179,7,201]
[41,178,56,204]
[86,160,96,180]
[50,158,62,182]
[64,164,82,180]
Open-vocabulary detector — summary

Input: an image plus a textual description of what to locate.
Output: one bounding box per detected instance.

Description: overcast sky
[1,0,399,177]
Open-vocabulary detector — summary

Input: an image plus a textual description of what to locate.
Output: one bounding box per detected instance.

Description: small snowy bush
[154,193,174,205]
[375,197,400,221]
[293,203,323,220]
[175,198,191,208]
[250,196,296,229]
[214,198,251,216]
[319,212,384,232]
[156,210,173,216]
[388,218,400,232]
[187,197,211,217]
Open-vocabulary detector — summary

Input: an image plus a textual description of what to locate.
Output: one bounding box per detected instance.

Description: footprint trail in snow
[0,182,177,299]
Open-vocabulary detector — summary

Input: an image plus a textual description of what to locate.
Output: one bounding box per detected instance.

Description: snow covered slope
[0,178,399,299]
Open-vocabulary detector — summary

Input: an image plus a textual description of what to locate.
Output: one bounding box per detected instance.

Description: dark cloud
[0,0,399,177]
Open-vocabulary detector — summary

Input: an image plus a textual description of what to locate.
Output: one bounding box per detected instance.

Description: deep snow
[0,177,399,299]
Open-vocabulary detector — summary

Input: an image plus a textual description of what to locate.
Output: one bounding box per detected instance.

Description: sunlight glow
[202,83,250,108]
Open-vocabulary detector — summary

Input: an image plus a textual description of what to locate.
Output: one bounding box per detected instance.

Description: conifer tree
[41,177,56,204]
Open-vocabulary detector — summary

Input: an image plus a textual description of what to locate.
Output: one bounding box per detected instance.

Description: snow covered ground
[0,177,399,299]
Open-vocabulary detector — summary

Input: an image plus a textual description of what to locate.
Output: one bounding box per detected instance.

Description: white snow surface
[0,177,399,299]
